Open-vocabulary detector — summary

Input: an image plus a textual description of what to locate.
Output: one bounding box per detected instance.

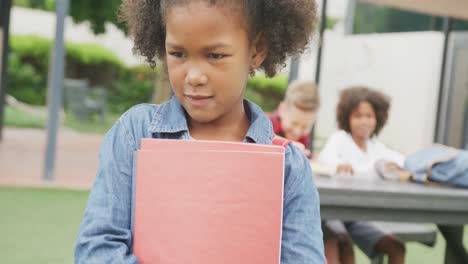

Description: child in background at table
[319,86,405,264]
[268,80,320,158]
[74,0,325,263]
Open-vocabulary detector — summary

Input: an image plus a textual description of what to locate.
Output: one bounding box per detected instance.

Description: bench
[63,78,107,122]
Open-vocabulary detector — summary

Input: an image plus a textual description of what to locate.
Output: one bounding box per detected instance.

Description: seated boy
[268,80,320,158]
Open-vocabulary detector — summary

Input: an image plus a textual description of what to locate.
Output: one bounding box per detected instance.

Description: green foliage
[13,0,124,34]
[10,35,123,66]
[108,66,158,113]
[70,0,124,34]
[13,0,54,11]
[326,17,339,30]
[64,110,120,134]
[7,53,47,105]
[4,105,46,128]
[8,35,124,106]
[245,75,288,112]
[8,34,290,116]
[13,0,30,7]
[247,74,288,94]
[10,35,51,72]
[10,35,124,69]
[66,42,123,66]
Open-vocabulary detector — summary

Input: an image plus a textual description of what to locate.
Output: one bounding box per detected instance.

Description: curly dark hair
[119,0,317,77]
[336,86,391,136]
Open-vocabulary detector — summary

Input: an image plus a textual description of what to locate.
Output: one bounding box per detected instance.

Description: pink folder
[134,139,285,264]
[141,138,285,153]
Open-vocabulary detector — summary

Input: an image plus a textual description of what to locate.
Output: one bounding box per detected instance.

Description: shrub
[245,75,288,112]
[7,35,124,105]
[108,65,158,113]
[7,53,46,105]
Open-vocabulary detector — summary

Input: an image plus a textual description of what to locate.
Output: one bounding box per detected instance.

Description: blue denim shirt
[75,96,325,263]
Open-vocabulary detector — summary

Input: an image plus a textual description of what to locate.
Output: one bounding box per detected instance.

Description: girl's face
[165,2,264,125]
[349,101,376,140]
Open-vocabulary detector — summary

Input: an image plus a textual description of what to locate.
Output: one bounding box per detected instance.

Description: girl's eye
[208,53,225,59]
[169,52,185,58]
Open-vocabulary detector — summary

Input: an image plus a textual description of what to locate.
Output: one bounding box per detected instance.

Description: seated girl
[319,86,405,264]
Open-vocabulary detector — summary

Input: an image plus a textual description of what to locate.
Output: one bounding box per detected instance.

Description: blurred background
[0,0,467,263]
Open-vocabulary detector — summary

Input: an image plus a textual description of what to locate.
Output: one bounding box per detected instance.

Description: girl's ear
[250,33,268,70]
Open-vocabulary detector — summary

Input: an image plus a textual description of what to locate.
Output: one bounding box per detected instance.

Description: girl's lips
[185,95,213,107]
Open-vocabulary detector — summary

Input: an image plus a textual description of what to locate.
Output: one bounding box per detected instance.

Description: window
[353,2,468,34]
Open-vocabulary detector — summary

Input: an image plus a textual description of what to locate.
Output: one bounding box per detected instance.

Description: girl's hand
[336,164,354,175]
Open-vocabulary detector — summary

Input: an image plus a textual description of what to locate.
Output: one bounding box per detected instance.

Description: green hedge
[14,0,55,11]
[109,65,158,113]
[245,75,288,112]
[10,35,123,67]
[9,35,51,75]
[8,35,124,105]
[7,52,46,106]
[66,42,123,67]
[7,34,288,113]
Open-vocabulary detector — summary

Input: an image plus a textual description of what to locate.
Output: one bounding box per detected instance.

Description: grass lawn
[63,111,120,134]
[355,230,468,263]
[1,188,89,264]
[4,105,46,129]
[1,187,467,263]
[4,104,119,134]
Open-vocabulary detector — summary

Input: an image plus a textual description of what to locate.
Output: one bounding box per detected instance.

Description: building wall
[299,31,444,154]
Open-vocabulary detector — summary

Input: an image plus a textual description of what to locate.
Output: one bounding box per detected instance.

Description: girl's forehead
[354,100,374,112]
[165,2,249,43]
[165,1,249,31]
[165,1,244,19]
[163,0,243,10]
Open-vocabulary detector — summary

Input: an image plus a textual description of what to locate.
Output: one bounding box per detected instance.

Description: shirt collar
[148,96,274,144]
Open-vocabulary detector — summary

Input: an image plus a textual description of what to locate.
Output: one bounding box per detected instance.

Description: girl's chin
[187,111,217,124]
[354,133,372,140]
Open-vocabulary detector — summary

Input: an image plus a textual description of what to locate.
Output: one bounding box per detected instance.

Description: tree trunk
[153,68,172,104]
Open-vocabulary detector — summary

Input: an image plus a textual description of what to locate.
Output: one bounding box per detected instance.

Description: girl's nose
[186,66,208,87]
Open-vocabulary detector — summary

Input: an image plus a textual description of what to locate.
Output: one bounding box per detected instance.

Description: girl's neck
[352,135,368,152]
[188,104,250,142]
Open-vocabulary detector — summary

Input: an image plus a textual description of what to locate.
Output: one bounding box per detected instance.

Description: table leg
[438,225,468,264]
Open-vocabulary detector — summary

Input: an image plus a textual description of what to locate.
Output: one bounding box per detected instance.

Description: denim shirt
[75,96,325,263]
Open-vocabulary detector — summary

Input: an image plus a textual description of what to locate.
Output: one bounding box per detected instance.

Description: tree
[13,0,126,34]
[69,0,125,34]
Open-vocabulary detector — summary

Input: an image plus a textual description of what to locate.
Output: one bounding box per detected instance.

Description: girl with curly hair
[319,86,405,264]
[75,0,325,263]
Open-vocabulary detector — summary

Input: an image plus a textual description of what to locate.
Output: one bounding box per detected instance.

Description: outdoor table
[315,175,468,264]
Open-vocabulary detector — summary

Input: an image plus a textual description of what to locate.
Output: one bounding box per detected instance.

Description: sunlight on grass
[2,188,467,264]
[63,111,120,134]
[4,105,46,129]
[1,187,89,264]
[4,104,120,135]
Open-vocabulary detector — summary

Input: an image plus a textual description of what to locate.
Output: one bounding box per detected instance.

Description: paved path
[0,128,103,190]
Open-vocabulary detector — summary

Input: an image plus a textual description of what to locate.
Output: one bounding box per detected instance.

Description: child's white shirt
[318,130,405,179]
